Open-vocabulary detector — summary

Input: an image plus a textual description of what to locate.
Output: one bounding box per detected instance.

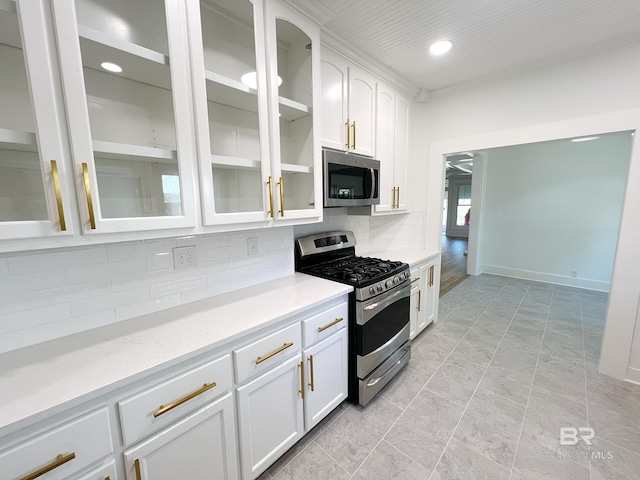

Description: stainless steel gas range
[295,231,411,406]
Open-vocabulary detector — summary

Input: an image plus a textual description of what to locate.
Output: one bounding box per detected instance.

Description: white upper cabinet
[320,49,375,157]
[187,0,272,226]
[53,0,198,234]
[373,82,411,214]
[264,0,322,221]
[0,0,75,240]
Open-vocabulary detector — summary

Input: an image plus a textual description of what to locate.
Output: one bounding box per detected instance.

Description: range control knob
[404,272,409,279]
[385,279,393,288]
[369,286,376,295]
[377,284,384,292]
[393,276,400,285]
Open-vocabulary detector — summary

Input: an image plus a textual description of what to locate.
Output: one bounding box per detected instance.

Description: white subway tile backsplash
[147,253,175,272]
[107,239,176,263]
[0,270,67,296]
[0,303,71,335]
[0,281,111,316]
[7,248,108,275]
[115,293,181,322]
[111,270,180,293]
[204,244,246,262]
[66,259,148,285]
[70,287,150,317]
[150,275,207,299]
[20,311,116,348]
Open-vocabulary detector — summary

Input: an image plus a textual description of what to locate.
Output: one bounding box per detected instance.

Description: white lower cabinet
[409,255,441,339]
[236,354,304,479]
[73,460,117,480]
[124,393,238,480]
[303,327,348,430]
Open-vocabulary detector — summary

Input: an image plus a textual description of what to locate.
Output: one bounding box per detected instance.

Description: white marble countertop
[361,248,440,267]
[0,273,352,437]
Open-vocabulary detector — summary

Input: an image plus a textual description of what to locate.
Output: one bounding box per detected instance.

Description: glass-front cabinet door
[52,0,197,234]
[265,0,321,221]
[186,0,272,225]
[0,0,75,240]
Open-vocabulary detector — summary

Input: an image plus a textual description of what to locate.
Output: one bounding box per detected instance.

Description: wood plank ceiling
[316,0,640,93]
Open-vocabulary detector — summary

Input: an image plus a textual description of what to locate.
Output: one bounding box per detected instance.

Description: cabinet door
[393,92,411,212]
[320,48,348,151]
[424,259,440,328]
[303,328,347,430]
[409,268,420,339]
[264,0,322,222]
[236,354,304,479]
[373,82,395,213]
[348,66,375,157]
[186,0,273,226]
[53,0,197,234]
[0,0,75,240]
[73,460,117,480]
[124,393,239,480]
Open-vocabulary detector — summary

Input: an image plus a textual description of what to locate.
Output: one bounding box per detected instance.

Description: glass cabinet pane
[275,18,314,212]
[0,6,48,222]
[73,0,183,219]
[199,0,266,215]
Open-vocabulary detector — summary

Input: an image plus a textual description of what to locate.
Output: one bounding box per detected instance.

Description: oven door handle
[360,283,410,325]
[366,344,410,387]
[369,168,375,199]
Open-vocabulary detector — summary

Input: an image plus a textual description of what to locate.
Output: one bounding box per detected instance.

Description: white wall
[411,43,640,380]
[478,133,632,290]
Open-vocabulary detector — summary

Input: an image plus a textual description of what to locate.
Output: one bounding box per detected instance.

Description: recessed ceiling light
[429,40,453,56]
[241,72,283,89]
[101,62,122,73]
[571,136,600,142]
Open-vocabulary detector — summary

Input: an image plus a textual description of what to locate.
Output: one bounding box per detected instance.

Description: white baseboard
[627,367,640,385]
[479,265,610,292]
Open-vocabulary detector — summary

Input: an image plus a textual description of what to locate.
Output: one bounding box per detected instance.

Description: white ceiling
[316,0,640,93]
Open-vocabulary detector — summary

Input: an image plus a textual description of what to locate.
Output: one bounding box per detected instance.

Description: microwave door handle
[369,168,375,199]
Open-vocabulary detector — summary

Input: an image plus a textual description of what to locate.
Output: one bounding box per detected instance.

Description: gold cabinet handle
[352,120,356,149]
[308,355,315,391]
[266,176,274,218]
[317,317,343,333]
[391,187,397,208]
[256,342,293,364]
[105,477,111,480]
[20,452,76,480]
[50,160,66,231]
[417,290,421,312]
[134,459,142,480]
[277,176,284,216]
[396,186,400,208]
[429,265,435,287]
[153,382,217,417]
[81,162,96,229]
[298,361,304,399]
[345,119,350,149]
[410,277,420,284]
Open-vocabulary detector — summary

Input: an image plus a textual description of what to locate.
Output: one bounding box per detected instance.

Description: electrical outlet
[571,270,578,278]
[247,237,258,256]
[173,246,197,269]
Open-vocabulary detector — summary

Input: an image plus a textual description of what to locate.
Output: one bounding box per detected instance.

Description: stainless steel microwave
[323,149,380,207]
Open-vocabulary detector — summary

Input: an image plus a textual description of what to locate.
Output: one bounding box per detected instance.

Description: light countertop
[0,273,352,437]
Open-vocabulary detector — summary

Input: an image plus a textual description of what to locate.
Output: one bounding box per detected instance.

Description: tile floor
[258,274,640,479]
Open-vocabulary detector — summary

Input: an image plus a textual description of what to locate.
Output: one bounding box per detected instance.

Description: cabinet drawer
[0,409,113,480]
[73,460,116,480]
[118,354,232,446]
[234,322,302,384]
[302,301,348,347]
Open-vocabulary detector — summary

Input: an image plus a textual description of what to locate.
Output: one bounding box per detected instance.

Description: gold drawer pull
[317,317,344,333]
[153,382,217,418]
[50,160,66,231]
[298,361,305,399]
[345,119,350,148]
[417,290,422,312]
[81,162,96,229]
[277,176,285,216]
[256,342,294,364]
[20,452,76,480]
[308,355,315,391]
[410,277,420,284]
[266,176,274,218]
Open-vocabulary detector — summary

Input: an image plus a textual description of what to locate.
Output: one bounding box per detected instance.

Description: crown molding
[279,0,335,25]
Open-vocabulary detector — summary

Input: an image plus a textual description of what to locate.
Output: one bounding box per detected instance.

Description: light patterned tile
[351,440,430,480]
[7,248,108,275]
[432,438,510,480]
[271,442,350,480]
[426,356,486,407]
[590,437,640,480]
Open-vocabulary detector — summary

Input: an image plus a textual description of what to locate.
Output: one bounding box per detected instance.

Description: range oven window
[326,163,378,200]
[356,293,410,356]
